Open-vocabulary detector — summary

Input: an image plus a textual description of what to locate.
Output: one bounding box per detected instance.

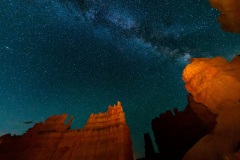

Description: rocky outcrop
[209,0,240,33]
[139,56,240,160]
[183,56,240,160]
[26,114,74,135]
[151,94,216,160]
[183,56,240,115]
[0,101,133,160]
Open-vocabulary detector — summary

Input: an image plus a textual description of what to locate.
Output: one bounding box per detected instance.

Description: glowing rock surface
[183,56,240,160]
[0,101,133,160]
[209,0,240,33]
[183,56,240,114]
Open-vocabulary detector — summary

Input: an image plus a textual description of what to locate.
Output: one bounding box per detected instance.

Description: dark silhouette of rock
[151,94,216,160]
[136,133,160,160]
[144,133,156,160]
[0,101,133,160]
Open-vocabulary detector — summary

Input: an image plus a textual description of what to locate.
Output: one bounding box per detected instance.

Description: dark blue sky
[0,0,240,158]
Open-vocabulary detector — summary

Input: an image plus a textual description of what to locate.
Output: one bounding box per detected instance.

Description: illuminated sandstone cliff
[0,101,133,160]
[183,56,240,115]
[209,0,240,33]
[183,56,240,160]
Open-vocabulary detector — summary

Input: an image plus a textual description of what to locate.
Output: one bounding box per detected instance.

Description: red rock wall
[0,101,133,160]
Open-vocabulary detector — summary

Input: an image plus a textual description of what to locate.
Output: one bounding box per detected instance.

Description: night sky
[0,0,240,158]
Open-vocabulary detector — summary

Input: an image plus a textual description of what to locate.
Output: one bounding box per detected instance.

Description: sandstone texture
[183,56,240,160]
[183,56,240,115]
[0,101,133,160]
[209,0,240,33]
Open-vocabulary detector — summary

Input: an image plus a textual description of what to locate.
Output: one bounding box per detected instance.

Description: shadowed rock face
[151,94,216,160]
[0,101,133,160]
[209,0,240,33]
[144,133,156,160]
[183,56,240,160]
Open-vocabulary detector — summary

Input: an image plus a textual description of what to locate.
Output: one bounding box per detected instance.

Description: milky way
[0,0,240,158]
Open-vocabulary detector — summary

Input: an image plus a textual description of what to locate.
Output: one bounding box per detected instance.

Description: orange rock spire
[84,101,126,129]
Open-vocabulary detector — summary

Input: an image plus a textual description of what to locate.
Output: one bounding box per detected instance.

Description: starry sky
[0,0,240,158]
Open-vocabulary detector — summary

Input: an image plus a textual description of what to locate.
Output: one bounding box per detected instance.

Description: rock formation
[182,56,240,160]
[144,133,156,160]
[0,101,134,160]
[136,133,159,160]
[138,56,240,160]
[209,0,240,33]
[183,56,240,115]
[151,94,216,160]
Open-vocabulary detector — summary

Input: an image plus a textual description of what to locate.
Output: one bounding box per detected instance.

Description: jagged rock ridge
[0,101,134,160]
